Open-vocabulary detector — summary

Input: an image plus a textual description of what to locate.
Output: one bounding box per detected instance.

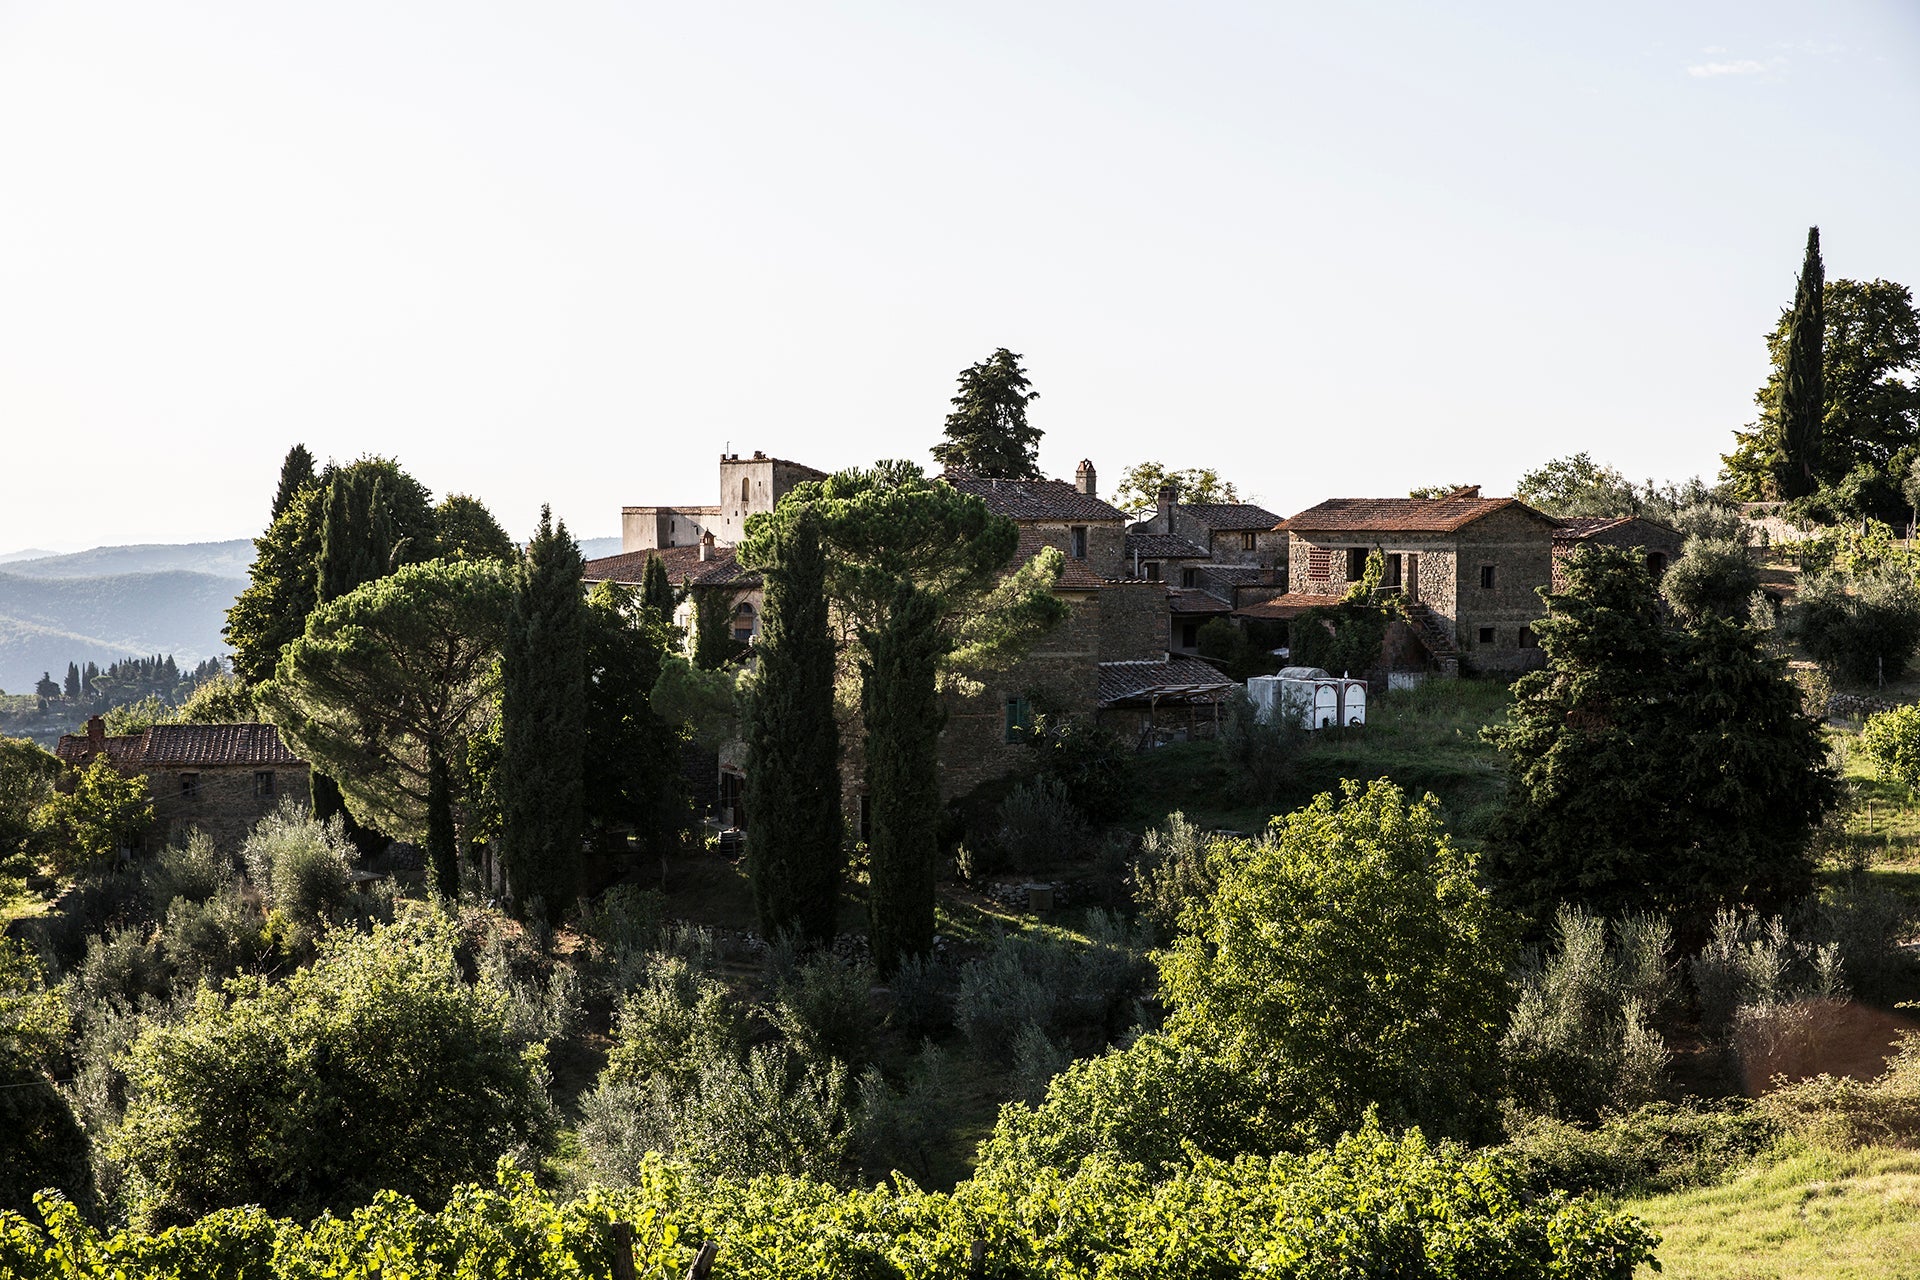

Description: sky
[2,1,1917,550]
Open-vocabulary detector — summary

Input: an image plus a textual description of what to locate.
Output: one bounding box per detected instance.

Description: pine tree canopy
[929,348,1044,480]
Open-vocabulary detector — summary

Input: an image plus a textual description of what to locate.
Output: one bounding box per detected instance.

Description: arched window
[742,477,751,503]
[733,601,757,643]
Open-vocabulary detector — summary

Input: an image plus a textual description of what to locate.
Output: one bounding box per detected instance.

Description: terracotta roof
[1279,496,1553,535]
[1553,515,1680,542]
[57,722,302,768]
[1098,657,1237,706]
[941,470,1128,523]
[1125,533,1208,559]
[1233,592,1345,620]
[1176,502,1285,532]
[583,545,754,588]
[1168,588,1231,614]
[139,724,302,766]
[1015,530,1107,590]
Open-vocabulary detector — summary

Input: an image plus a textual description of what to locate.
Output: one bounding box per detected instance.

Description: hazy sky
[3,1,1917,550]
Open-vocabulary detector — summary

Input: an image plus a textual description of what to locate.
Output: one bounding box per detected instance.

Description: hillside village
[7,242,1920,1275]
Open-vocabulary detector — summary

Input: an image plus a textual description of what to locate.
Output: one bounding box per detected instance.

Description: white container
[1253,668,1366,729]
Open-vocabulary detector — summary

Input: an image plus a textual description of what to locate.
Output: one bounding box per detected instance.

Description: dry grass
[1631,1145,1920,1279]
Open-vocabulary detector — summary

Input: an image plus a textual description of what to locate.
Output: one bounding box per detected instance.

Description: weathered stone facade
[621,451,825,552]
[1551,516,1685,591]
[56,720,310,853]
[1281,492,1559,675]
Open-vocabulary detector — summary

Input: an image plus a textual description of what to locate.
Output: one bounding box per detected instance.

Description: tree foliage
[743,509,844,944]
[1157,779,1514,1147]
[862,583,947,973]
[1860,703,1920,795]
[1487,543,1837,922]
[434,494,518,564]
[266,559,511,894]
[0,938,92,1215]
[582,584,688,855]
[1777,227,1827,499]
[498,508,587,919]
[269,443,316,524]
[1111,462,1241,513]
[1788,563,1920,684]
[1658,536,1759,622]
[929,348,1043,480]
[36,759,152,876]
[0,737,58,872]
[107,911,548,1227]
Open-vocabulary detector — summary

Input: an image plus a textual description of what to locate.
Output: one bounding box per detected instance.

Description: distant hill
[0,535,622,696]
[0,548,61,564]
[0,569,242,694]
[2,540,255,580]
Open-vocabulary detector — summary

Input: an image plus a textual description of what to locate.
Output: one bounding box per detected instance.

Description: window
[1242,531,1257,551]
[1307,547,1333,582]
[1383,554,1403,589]
[254,770,275,798]
[1347,547,1369,580]
[1480,564,1497,589]
[1070,526,1088,559]
[741,477,750,503]
[1181,567,1198,589]
[180,773,200,798]
[733,602,756,643]
[1519,626,1537,648]
[1143,561,1161,581]
[1647,551,1669,578]
[1477,627,1496,645]
[1181,622,1199,648]
[1003,695,1033,743]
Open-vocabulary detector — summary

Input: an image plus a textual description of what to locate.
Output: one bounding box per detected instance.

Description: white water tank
[1252,668,1367,730]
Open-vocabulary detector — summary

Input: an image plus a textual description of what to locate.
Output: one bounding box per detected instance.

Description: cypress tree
[641,555,678,630]
[498,506,588,921]
[692,589,738,669]
[271,444,317,522]
[63,663,79,700]
[861,581,948,974]
[1778,226,1826,500]
[744,510,843,944]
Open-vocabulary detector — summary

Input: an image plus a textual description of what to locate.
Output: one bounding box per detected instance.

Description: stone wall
[146,763,312,852]
[1206,527,1289,568]
[937,586,1103,800]
[622,505,718,552]
[1099,580,1171,661]
[1288,531,1460,625]
[1550,522,1686,591]
[1451,507,1554,673]
[1021,519,1128,580]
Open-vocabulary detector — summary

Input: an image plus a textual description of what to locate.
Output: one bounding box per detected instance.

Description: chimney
[753,450,766,460]
[1446,485,1481,499]
[699,530,715,562]
[86,715,105,753]
[1075,459,1097,496]
[1157,482,1178,518]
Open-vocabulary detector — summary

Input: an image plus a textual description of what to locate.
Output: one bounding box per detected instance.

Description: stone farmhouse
[55,717,309,852]
[1126,484,1289,654]
[1265,487,1561,676]
[1551,515,1683,591]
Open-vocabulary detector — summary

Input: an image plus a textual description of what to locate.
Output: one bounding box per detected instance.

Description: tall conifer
[861,582,947,973]
[499,507,587,920]
[641,555,678,631]
[744,510,843,944]
[1778,226,1826,499]
[271,444,317,522]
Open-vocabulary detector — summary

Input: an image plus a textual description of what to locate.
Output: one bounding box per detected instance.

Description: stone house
[1276,488,1559,675]
[1551,516,1684,591]
[55,717,309,851]
[1130,485,1290,569]
[583,537,764,650]
[935,463,1171,799]
[1127,487,1289,653]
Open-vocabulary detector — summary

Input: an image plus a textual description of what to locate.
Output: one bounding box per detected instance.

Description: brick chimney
[86,715,105,754]
[1446,485,1482,499]
[699,530,715,562]
[1075,459,1097,496]
[1157,482,1178,518]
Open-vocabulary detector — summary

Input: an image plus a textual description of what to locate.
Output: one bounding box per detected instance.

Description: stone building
[620,451,825,552]
[1551,516,1684,591]
[1130,484,1289,569]
[1275,487,1558,675]
[583,537,764,649]
[55,717,309,851]
[1126,486,1289,653]
[935,464,1172,798]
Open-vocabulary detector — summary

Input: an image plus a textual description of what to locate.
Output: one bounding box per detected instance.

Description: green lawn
[1631,1145,1920,1279]
[1127,676,1511,840]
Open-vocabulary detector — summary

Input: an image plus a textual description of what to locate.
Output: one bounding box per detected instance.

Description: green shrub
[241,802,356,926]
[601,953,746,1095]
[1660,537,1760,621]
[855,1040,957,1184]
[1502,1101,1777,1196]
[162,889,271,988]
[68,925,170,1012]
[1216,690,1303,803]
[108,907,550,1226]
[994,777,1088,871]
[956,917,1150,1053]
[1758,1033,1920,1149]
[1860,702,1920,794]
[0,938,93,1215]
[146,830,234,915]
[1789,565,1920,684]
[1017,714,1134,820]
[886,952,954,1038]
[1131,811,1228,937]
[773,951,877,1070]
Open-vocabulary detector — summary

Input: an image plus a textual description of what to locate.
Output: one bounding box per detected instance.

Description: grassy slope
[1126,676,1511,839]
[1632,1146,1920,1279]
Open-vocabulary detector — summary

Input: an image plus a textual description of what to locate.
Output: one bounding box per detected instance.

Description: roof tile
[942,469,1128,523]
[583,545,755,588]
[1279,496,1553,535]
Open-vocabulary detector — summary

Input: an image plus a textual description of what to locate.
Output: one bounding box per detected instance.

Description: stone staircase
[1406,602,1461,677]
